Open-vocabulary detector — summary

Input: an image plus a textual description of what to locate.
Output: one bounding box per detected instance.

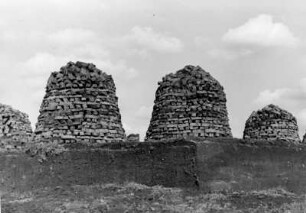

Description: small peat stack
[126,134,140,142]
[145,65,232,141]
[0,103,32,142]
[34,61,125,144]
[243,104,300,143]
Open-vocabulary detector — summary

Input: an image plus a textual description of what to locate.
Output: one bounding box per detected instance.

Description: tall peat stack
[145,65,232,141]
[34,61,125,144]
[243,104,300,143]
[0,103,32,142]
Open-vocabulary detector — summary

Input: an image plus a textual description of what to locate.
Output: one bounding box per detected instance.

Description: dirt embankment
[196,138,306,194]
[2,138,306,195]
[0,140,197,193]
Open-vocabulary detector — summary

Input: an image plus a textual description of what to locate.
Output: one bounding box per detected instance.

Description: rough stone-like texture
[126,134,140,142]
[243,104,300,143]
[34,61,125,144]
[4,139,306,195]
[145,65,232,141]
[0,104,32,145]
[0,141,197,193]
[196,138,306,194]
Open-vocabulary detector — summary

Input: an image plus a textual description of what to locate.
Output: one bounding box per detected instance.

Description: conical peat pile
[0,103,32,141]
[34,61,125,144]
[145,65,232,141]
[243,104,300,143]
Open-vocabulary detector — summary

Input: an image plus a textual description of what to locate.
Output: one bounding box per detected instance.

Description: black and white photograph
[1,0,306,212]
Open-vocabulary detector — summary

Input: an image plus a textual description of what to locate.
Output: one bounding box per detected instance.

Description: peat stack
[34,61,125,144]
[0,103,32,144]
[243,104,300,143]
[145,65,232,141]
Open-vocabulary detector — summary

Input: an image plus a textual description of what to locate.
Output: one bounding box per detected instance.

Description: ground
[2,182,306,213]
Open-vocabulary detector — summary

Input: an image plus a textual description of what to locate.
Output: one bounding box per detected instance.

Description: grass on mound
[2,182,305,213]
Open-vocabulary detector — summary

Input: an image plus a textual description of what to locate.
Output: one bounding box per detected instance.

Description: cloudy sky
[1,0,306,139]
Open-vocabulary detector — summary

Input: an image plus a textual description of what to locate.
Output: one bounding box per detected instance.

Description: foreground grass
[2,182,305,213]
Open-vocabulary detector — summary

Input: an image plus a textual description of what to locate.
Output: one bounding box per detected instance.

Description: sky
[1,0,306,140]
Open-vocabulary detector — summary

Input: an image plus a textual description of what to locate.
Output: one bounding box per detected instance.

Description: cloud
[254,83,306,107]
[0,30,46,44]
[4,27,137,81]
[207,48,253,60]
[223,14,299,48]
[126,26,184,53]
[254,88,293,106]
[96,60,139,81]
[48,28,97,45]
[47,28,110,59]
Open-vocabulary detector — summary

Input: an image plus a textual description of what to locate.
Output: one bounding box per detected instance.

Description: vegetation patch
[25,141,67,162]
[2,182,304,213]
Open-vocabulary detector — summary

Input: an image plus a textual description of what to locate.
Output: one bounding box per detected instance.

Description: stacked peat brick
[126,134,140,142]
[34,61,125,144]
[145,65,232,141]
[0,103,32,145]
[243,104,300,143]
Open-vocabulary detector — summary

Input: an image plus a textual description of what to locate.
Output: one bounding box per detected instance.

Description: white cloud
[254,88,292,105]
[126,26,184,53]
[0,30,45,43]
[96,60,139,81]
[47,28,110,59]
[21,53,66,75]
[223,14,299,48]
[48,28,97,45]
[208,48,253,60]
[0,27,109,59]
